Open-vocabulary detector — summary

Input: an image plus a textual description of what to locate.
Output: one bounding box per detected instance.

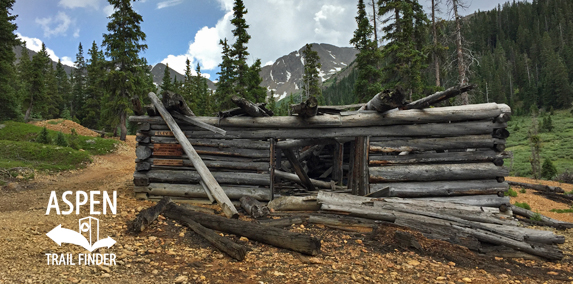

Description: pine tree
[301,44,322,102]
[181,58,196,111]
[82,41,106,128]
[71,42,86,120]
[215,38,236,110]
[230,0,251,100]
[24,43,50,121]
[267,90,277,114]
[378,0,429,100]
[0,0,21,121]
[102,0,148,141]
[193,63,211,115]
[55,60,71,117]
[541,159,557,180]
[160,63,173,93]
[43,63,61,119]
[246,59,266,103]
[350,0,383,103]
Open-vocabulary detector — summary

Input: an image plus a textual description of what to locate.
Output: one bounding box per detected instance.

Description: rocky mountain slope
[261,43,357,101]
[150,63,217,91]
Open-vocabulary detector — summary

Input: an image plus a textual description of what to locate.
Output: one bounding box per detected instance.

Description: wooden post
[347,141,355,190]
[148,92,238,218]
[269,138,276,200]
[333,142,344,185]
[361,137,370,195]
[283,148,316,191]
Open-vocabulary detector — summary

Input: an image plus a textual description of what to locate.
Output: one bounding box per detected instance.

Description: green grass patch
[550,208,573,213]
[506,109,573,177]
[505,187,518,197]
[0,121,118,155]
[530,212,543,221]
[513,202,531,210]
[0,140,92,171]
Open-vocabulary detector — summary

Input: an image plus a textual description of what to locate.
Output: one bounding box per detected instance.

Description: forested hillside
[324,0,573,113]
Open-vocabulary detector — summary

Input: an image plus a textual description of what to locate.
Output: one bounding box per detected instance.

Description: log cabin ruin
[128,86,572,261]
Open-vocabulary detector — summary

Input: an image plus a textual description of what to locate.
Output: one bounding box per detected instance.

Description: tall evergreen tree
[301,44,323,103]
[350,0,383,103]
[54,60,71,116]
[71,42,86,119]
[43,63,61,119]
[246,59,266,103]
[82,41,106,128]
[193,63,211,115]
[230,0,250,99]
[0,0,21,121]
[102,0,148,141]
[24,43,50,121]
[378,0,430,100]
[215,38,236,110]
[181,58,196,111]
[160,63,173,92]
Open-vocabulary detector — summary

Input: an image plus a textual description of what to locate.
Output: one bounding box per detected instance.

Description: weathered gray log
[163,202,321,255]
[478,223,565,244]
[150,144,270,159]
[369,135,506,152]
[451,225,563,261]
[411,195,510,207]
[274,170,335,189]
[136,161,151,172]
[495,113,511,123]
[317,103,365,114]
[172,112,226,136]
[283,148,316,191]
[136,135,151,144]
[308,215,385,231]
[136,145,152,160]
[146,120,507,139]
[507,181,564,193]
[370,180,509,198]
[138,122,151,131]
[492,128,510,139]
[142,170,270,186]
[320,203,397,222]
[369,150,507,166]
[291,96,318,117]
[161,91,195,116]
[369,163,508,183]
[133,172,149,186]
[130,103,508,129]
[257,216,308,227]
[134,183,271,201]
[402,84,476,110]
[140,158,269,172]
[231,96,270,117]
[150,137,269,150]
[359,88,405,112]
[511,205,573,229]
[276,138,337,149]
[267,196,320,211]
[332,142,344,184]
[240,196,270,218]
[149,92,238,218]
[180,217,248,261]
[129,197,171,233]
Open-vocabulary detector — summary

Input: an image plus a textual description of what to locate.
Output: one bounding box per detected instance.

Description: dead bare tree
[448,0,469,104]
[431,0,443,87]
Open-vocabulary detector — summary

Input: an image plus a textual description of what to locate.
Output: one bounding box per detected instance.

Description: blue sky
[12,0,519,80]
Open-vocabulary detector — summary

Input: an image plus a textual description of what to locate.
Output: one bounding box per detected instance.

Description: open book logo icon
[46,217,116,252]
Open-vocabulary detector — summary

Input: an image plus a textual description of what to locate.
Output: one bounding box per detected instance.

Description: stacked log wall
[366,103,511,201]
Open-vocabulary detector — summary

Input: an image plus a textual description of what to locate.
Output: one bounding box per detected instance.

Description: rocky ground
[0,136,572,283]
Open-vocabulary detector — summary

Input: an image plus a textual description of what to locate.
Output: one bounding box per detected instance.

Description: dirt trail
[0,139,572,283]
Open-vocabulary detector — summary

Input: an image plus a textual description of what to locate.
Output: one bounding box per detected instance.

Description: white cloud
[103,5,116,17]
[264,61,274,66]
[157,0,183,9]
[35,11,73,38]
[163,0,356,79]
[17,33,75,68]
[59,0,100,9]
[73,28,80,38]
[61,56,75,67]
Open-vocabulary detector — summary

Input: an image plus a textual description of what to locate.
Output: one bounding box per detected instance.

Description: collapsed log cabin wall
[129,102,511,204]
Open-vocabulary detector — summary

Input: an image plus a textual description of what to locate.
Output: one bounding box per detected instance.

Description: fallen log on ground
[507,181,564,193]
[162,201,321,255]
[180,218,248,261]
[511,205,573,229]
[240,196,270,218]
[129,197,171,233]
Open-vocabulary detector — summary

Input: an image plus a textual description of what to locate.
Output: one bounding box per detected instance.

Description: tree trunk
[120,111,127,142]
[452,0,468,104]
[432,0,440,87]
[24,97,33,122]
